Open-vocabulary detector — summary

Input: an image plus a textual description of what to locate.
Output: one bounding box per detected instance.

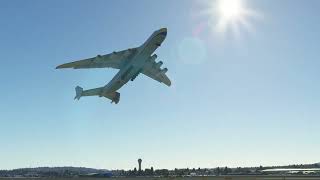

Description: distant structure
[138,159,142,172]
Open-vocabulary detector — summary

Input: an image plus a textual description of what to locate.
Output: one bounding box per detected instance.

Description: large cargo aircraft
[56,28,171,104]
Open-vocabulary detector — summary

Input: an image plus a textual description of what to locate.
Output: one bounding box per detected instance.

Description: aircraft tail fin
[74,86,83,100]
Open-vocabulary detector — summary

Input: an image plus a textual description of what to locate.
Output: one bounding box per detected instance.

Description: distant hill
[0,167,109,177]
[266,163,320,169]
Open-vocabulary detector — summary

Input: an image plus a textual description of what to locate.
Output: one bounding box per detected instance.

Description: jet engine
[149,54,157,62]
[161,68,168,74]
[155,61,163,69]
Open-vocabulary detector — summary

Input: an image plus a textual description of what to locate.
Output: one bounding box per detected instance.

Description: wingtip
[56,64,65,69]
[56,62,74,69]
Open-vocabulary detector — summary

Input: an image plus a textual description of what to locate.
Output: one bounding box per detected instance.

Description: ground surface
[1,176,320,180]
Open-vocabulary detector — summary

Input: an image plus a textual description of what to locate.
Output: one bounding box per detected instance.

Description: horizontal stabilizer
[103,91,120,104]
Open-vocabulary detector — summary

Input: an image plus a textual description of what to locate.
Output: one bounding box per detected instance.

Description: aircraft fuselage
[102,28,167,94]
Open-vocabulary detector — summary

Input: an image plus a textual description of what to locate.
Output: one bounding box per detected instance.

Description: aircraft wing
[56,48,137,69]
[142,61,171,86]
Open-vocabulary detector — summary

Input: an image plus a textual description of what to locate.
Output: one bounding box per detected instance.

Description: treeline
[111,166,255,177]
[112,163,320,177]
[1,163,319,177]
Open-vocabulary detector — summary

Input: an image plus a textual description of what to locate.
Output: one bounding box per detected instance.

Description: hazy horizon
[2,162,320,171]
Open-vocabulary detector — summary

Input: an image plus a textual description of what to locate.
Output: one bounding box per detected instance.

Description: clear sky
[0,0,319,170]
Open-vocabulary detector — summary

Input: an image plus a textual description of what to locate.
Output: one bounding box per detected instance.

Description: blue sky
[0,0,319,170]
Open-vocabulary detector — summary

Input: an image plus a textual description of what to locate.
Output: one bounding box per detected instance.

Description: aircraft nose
[159,28,167,36]
[160,28,167,32]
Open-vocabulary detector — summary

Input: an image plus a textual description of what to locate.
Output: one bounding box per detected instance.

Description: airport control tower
[138,158,142,172]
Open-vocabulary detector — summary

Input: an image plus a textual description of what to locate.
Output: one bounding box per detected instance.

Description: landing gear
[131,70,141,81]
[131,74,138,81]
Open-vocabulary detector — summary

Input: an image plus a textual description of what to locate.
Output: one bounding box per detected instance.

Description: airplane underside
[56,28,171,104]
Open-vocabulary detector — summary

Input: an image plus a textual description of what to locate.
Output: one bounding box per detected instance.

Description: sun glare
[197,0,260,37]
[218,0,243,21]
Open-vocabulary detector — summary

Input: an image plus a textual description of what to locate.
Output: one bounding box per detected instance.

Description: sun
[218,0,243,21]
[197,0,260,37]
[215,0,252,33]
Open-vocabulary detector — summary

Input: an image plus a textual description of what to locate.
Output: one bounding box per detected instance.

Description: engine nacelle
[161,68,168,74]
[155,61,163,69]
[149,54,157,62]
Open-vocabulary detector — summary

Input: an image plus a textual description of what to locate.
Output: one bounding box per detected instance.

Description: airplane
[56,28,171,104]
